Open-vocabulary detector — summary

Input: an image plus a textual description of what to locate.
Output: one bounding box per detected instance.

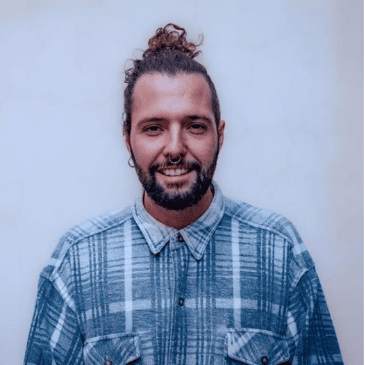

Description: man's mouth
[158,168,191,177]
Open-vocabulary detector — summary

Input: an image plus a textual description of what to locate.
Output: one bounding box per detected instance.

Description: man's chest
[71,222,291,365]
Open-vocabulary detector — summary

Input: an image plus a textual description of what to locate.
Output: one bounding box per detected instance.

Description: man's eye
[145,125,162,133]
[189,124,206,133]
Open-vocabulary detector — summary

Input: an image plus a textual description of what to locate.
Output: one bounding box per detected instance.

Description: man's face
[126,72,225,210]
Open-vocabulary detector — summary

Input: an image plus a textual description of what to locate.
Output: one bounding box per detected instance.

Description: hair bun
[143,23,202,59]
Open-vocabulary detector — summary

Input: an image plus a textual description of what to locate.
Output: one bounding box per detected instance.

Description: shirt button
[105,361,112,365]
[261,356,269,365]
[179,297,184,306]
[177,233,184,243]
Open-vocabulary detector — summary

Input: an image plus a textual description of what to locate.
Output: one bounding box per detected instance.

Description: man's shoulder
[40,205,134,281]
[223,196,303,245]
[223,196,314,272]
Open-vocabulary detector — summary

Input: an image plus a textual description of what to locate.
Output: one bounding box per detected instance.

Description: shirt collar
[132,181,225,261]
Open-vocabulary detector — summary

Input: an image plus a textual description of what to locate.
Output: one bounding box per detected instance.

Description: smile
[158,168,190,177]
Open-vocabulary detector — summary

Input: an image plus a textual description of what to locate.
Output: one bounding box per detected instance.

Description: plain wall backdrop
[0,0,362,364]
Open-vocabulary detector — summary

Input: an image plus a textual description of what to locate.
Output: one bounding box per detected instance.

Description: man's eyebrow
[137,115,213,124]
[186,115,213,123]
[137,117,164,126]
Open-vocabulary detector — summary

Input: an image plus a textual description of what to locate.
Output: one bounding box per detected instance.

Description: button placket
[176,234,187,310]
[169,241,189,363]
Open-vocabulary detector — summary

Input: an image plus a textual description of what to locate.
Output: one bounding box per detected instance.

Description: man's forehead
[128,72,216,129]
[133,72,212,101]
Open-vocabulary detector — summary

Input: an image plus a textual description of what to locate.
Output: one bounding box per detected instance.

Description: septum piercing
[168,155,182,165]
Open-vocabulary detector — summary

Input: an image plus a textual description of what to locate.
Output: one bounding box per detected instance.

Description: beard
[130,149,219,211]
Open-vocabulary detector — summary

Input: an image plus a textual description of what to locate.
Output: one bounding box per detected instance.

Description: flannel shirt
[24,182,343,365]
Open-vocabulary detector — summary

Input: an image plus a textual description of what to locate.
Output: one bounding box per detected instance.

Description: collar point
[192,252,204,261]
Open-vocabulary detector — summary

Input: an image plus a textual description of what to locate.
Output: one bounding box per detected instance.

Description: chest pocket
[226,328,290,365]
[83,333,140,365]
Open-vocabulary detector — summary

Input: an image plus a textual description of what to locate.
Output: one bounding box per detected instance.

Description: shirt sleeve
[24,275,84,365]
[286,266,344,365]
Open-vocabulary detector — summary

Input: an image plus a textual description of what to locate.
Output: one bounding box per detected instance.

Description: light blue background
[0,1,362,364]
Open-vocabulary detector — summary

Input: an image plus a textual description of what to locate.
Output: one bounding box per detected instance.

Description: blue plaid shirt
[25,182,343,365]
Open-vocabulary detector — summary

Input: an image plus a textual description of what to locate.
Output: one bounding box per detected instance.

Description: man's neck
[143,188,214,230]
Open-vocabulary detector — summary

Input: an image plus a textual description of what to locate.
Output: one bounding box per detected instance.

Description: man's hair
[123,23,221,136]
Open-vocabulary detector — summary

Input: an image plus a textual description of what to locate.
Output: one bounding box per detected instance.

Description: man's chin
[150,194,199,211]
[148,187,198,210]
[145,179,212,211]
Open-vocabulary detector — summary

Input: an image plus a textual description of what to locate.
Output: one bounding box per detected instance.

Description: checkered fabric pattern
[24,182,343,365]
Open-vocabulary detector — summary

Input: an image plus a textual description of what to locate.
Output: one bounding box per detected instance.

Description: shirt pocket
[226,328,290,365]
[83,333,140,365]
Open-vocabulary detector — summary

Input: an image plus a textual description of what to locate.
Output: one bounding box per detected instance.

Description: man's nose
[163,126,187,158]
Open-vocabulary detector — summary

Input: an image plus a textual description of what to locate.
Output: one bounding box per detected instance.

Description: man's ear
[217,120,225,151]
[124,127,131,154]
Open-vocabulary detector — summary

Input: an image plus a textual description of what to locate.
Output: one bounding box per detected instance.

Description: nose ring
[168,155,182,165]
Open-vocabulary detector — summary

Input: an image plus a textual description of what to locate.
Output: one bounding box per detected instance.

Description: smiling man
[24,24,343,365]
[127,72,224,229]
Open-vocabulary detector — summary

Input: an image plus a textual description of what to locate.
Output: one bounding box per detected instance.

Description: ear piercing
[128,157,135,168]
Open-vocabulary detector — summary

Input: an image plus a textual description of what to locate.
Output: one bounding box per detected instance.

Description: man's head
[123,24,221,138]
[124,24,225,210]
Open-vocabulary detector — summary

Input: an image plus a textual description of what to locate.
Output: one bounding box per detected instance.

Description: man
[24,24,343,365]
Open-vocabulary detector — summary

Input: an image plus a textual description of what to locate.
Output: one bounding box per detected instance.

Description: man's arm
[286,267,344,365]
[24,276,84,365]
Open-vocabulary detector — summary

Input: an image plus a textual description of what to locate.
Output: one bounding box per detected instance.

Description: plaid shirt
[25,182,343,365]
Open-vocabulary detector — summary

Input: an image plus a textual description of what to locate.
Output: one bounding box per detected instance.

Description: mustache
[149,160,201,174]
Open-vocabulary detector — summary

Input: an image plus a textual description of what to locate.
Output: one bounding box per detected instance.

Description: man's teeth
[162,169,188,176]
